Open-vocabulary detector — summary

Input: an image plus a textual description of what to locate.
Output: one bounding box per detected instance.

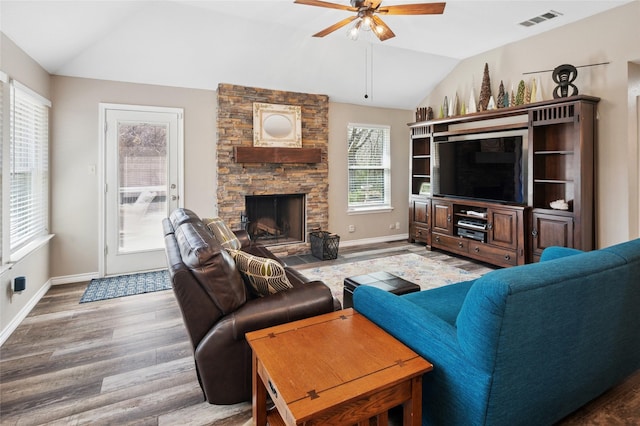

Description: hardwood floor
[0,242,638,425]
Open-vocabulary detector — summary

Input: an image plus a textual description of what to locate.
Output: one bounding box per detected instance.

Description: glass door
[102,105,182,276]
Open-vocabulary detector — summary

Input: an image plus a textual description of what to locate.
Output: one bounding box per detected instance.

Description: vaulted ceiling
[0,1,631,109]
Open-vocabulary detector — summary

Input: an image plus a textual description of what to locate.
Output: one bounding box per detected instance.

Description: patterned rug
[297,253,482,306]
[80,270,171,303]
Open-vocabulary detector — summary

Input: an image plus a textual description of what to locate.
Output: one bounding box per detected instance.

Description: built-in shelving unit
[408,95,599,266]
[409,124,432,196]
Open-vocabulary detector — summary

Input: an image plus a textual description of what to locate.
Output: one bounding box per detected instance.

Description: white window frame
[2,78,52,265]
[347,123,392,214]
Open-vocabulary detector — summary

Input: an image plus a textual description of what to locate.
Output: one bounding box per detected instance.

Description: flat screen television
[433,135,525,204]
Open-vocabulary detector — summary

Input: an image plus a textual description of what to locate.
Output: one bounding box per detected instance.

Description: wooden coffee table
[246,308,433,426]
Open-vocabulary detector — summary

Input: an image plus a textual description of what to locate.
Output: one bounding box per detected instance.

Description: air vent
[519,10,563,27]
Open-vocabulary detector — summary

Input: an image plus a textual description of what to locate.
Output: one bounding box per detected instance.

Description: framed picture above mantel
[253,102,302,148]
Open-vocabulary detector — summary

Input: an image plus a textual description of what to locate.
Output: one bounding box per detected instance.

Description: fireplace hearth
[245,194,305,245]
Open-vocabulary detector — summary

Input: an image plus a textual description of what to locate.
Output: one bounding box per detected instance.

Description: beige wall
[329,103,413,242]
[0,33,52,342]
[49,76,217,279]
[420,1,640,247]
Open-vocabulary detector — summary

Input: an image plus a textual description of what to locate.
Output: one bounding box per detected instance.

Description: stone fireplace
[216,84,329,256]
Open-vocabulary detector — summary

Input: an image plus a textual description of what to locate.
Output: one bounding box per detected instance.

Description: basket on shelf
[309,231,340,260]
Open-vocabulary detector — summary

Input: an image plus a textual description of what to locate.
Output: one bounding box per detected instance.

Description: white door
[101,104,183,276]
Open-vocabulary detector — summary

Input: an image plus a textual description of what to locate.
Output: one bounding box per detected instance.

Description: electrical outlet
[389,223,394,229]
[395,222,401,229]
[348,225,355,233]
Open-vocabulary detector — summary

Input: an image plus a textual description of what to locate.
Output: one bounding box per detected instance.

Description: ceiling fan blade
[378,2,446,15]
[371,15,395,41]
[313,16,358,37]
[294,0,358,12]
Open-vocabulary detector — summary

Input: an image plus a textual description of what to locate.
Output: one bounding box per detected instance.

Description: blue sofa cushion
[539,246,583,261]
[402,279,475,326]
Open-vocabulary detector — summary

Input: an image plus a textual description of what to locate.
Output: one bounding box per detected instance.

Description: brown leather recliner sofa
[162,208,339,404]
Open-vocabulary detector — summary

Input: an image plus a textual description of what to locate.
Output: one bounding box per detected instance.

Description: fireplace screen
[244,194,305,244]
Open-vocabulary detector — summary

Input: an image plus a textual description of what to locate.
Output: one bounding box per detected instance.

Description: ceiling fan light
[347,19,361,40]
[362,15,373,29]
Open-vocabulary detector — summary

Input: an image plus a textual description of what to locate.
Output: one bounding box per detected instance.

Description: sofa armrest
[354,285,493,425]
[285,267,315,284]
[353,286,460,355]
[229,281,335,339]
[540,246,584,262]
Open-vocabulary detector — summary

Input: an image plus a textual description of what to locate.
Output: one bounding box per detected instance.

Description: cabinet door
[531,212,574,260]
[414,200,430,224]
[487,208,518,249]
[411,199,431,244]
[432,200,453,234]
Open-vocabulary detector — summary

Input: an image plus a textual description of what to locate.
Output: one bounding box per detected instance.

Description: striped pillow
[228,250,293,296]
[205,217,242,251]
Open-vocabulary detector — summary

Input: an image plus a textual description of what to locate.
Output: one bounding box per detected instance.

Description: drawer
[413,224,430,243]
[468,242,517,267]
[433,233,468,253]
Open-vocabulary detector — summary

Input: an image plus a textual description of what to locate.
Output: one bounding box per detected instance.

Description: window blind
[0,74,5,262]
[9,81,50,252]
[347,124,390,208]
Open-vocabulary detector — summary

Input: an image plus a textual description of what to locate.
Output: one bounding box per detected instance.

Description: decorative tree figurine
[478,63,492,111]
[515,80,526,105]
[510,84,516,107]
[535,79,544,102]
[468,90,477,113]
[497,81,506,109]
[530,78,538,104]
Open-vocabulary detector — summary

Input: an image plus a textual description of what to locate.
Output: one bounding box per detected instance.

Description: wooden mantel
[234,146,322,164]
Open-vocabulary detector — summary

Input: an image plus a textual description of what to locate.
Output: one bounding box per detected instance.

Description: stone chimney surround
[216,83,329,256]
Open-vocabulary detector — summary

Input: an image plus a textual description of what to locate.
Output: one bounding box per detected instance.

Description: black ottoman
[343,271,420,309]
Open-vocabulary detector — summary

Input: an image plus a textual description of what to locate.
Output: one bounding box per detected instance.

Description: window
[8,80,50,255]
[347,123,391,211]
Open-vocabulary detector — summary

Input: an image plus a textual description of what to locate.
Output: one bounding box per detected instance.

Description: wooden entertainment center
[409,95,599,267]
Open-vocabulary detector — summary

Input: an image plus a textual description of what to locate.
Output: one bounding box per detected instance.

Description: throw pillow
[229,250,293,297]
[205,217,242,251]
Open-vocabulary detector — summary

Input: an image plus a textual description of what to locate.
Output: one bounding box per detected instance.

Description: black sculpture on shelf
[552,64,579,98]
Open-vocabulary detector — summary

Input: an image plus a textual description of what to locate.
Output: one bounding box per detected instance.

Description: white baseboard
[339,234,409,248]
[50,272,99,286]
[0,279,51,347]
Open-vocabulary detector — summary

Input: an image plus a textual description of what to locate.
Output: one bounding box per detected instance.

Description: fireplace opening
[244,194,305,245]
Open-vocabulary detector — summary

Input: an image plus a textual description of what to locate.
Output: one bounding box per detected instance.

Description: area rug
[296,253,482,305]
[80,270,171,303]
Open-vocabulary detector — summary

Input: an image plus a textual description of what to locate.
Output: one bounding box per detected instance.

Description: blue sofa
[353,238,640,425]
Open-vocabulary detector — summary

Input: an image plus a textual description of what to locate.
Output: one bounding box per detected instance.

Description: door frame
[98,103,184,277]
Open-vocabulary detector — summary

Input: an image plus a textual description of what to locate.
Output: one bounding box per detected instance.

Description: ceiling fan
[294,0,446,41]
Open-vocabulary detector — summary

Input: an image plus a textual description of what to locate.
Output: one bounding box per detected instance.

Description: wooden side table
[246,308,433,426]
